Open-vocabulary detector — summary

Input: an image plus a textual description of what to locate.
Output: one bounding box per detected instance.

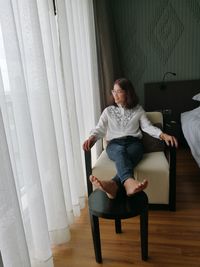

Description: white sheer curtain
[0,0,100,266]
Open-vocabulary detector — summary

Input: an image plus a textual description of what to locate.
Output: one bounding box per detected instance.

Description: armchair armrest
[84,150,93,197]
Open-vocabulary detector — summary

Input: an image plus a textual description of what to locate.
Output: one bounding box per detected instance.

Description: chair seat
[89,189,148,219]
[92,150,170,204]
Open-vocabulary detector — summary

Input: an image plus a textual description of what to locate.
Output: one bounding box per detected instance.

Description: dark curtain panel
[93,0,121,110]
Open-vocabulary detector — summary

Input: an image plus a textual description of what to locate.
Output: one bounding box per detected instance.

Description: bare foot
[124,178,148,196]
[89,175,118,199]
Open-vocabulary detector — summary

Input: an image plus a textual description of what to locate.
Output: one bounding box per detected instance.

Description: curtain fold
[56,0,102,158]
[0,0,100,266]
[0,88,31,267]
[0,1,53,264]
[93,0,121,110]
[56,0,86,214]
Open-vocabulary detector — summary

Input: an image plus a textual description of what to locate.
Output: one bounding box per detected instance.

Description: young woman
[83,78,178,199]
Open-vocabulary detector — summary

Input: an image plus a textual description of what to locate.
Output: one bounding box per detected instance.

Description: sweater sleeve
[139,109,162,139]
[90,108,108,140]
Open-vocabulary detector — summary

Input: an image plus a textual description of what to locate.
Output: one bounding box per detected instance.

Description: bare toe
[124,178,148,196]
[89,175,118,199]
[89,175,97,183]
[141,179,148,189]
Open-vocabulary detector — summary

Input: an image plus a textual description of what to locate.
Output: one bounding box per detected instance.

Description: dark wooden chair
[84,150,149,263]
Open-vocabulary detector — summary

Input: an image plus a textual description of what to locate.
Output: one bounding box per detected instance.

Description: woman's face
[112,84,126,106]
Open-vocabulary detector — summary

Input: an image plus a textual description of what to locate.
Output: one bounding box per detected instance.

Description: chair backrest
[146,111,163,126]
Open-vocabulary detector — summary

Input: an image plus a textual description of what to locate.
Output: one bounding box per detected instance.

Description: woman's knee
[106,143,125,160]
[126,143,144,163]
[127,142,143,156]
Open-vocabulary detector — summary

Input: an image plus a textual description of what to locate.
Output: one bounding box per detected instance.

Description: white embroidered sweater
[90,105,162,141]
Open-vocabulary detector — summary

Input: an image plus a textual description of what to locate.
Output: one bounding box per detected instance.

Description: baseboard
[148,203,176,211]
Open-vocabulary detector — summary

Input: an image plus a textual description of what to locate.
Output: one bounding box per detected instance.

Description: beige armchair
[85,111,176,210]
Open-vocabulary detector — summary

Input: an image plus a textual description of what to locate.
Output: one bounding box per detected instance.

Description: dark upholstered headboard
[144,79,200,121]
[144,79,200,146]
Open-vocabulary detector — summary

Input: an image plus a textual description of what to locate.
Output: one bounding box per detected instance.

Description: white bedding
[181,106,200,167]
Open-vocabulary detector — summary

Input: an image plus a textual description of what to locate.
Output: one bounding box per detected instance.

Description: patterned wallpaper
[109,0,200,104]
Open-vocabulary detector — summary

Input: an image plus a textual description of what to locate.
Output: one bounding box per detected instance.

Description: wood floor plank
[52,148,200,267]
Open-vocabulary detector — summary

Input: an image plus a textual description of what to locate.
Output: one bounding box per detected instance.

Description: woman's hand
[159,133,178,148]
[82,135,97,151]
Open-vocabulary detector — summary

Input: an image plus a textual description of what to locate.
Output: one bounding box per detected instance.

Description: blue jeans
[106,136,144,185]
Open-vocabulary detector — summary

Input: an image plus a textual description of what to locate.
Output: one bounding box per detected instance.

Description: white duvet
[181,106,200,167]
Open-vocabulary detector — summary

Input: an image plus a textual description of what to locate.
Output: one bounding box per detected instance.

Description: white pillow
[192,92,200,101]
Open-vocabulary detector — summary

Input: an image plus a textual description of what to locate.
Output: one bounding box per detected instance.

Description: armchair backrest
[146,111,163,126]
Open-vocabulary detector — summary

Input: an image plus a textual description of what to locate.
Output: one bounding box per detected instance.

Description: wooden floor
[52,148,200,267]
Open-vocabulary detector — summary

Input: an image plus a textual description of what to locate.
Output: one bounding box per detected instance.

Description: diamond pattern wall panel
[148,1,184,64]
[109,0,200,104]
[187,0,200,23]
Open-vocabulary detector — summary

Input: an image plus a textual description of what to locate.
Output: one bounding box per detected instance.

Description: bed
[181,93,200,167]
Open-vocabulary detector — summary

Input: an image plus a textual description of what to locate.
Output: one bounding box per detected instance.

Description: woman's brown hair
[110,78,139,109]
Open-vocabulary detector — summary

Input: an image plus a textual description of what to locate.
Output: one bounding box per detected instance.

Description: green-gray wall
[109,0,200,104]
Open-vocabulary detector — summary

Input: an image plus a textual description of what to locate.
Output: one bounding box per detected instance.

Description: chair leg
[90,213,102,263]
[115,219,122,233]
[140,208,148,261]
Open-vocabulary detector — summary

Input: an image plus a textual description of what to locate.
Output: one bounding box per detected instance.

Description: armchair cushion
[92,150,169,204]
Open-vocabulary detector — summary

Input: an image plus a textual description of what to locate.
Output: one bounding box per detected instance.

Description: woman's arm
[89,108,108,140]
[82,135,97,151]
[82,108,108,151]
[139,109,178,147]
